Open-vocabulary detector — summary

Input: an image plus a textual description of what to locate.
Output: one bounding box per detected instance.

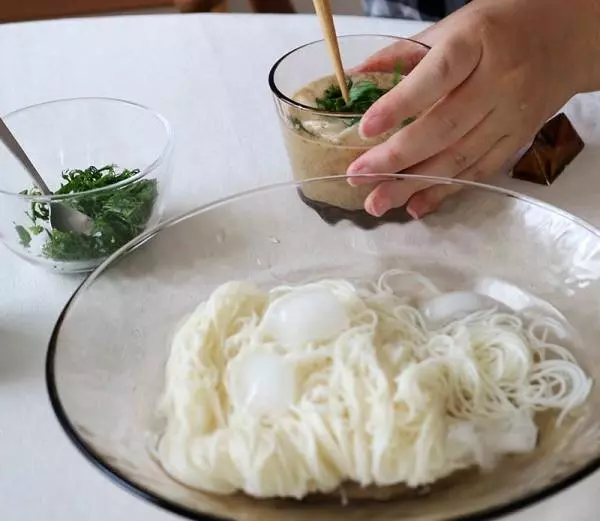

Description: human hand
[347,0,600,218]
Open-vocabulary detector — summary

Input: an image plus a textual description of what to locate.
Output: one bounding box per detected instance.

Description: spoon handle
[0,117,52,195]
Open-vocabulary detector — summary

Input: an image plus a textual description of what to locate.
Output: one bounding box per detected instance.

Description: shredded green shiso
[315,64,412,125]
[291,64,415,129]
[15,165,157,262]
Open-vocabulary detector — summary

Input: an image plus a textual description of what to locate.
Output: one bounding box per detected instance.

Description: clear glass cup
[0,97,174,273]
[269,35,429,214]
[47,175,600,521]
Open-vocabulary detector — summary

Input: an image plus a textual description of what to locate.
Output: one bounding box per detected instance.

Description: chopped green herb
[15,225,31,247]
[392,62,403,86]
[315,78,388,114]
[289,116,315,136]
[30,225,44,235]
[15,165,157,262]
[314,63,415,127]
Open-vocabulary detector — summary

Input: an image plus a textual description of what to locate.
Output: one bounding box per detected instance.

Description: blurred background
[0,0,362,23]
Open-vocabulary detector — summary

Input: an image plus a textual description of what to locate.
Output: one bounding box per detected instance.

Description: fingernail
[347,162,368,176]
[406,205,421,220]
[407,201,431,220]
[371,195,391,217]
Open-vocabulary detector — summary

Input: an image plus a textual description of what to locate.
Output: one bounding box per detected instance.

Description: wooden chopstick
[312,0,349,103]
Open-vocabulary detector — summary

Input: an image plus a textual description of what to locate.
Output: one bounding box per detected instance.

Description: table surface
[2,12,600,521]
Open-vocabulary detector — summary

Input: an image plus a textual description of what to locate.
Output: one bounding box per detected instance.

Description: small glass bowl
[47,175,600,521]
[0,97,174,273]
[269,35,429,211]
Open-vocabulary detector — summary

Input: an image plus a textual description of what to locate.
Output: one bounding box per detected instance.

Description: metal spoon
[0,117,93,235]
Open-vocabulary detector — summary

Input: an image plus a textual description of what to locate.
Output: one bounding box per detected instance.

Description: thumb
[351,36,430,74]
[411,20,447,47]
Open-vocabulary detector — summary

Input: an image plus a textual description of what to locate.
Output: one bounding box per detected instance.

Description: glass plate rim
[0,96,174,201]
[45,173,600,521]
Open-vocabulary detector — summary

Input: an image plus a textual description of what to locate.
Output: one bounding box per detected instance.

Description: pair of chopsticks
[312,0,349,103]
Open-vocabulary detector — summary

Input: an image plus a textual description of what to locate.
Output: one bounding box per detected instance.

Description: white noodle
[156,271,592,498]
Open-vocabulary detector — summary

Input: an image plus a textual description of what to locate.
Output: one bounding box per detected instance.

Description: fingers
[410,25,439,46]
[364,135,518,217]
[406,136,519,218]
[347,173,392,186]
[358,34,482,139]
[364,177,432,217]
[353,38,430,75]
[403,169,481,220]
[348,96,500,188]
[398,107,502,179]
[352,20,446,75]
[349,71,494,176]
[411,10,463,47]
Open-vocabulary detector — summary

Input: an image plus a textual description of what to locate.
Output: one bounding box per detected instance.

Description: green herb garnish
[315,79,387,114]
[16,165,157,262]
[392,62,403,86]
[15,224,32,247]
[289,116,316,136]
[314,63,413,127]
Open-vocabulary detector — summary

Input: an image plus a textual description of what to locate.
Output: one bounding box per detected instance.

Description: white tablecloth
[1,13,600,521]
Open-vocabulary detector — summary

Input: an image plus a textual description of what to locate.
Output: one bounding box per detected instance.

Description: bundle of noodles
[156,270,592,499]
